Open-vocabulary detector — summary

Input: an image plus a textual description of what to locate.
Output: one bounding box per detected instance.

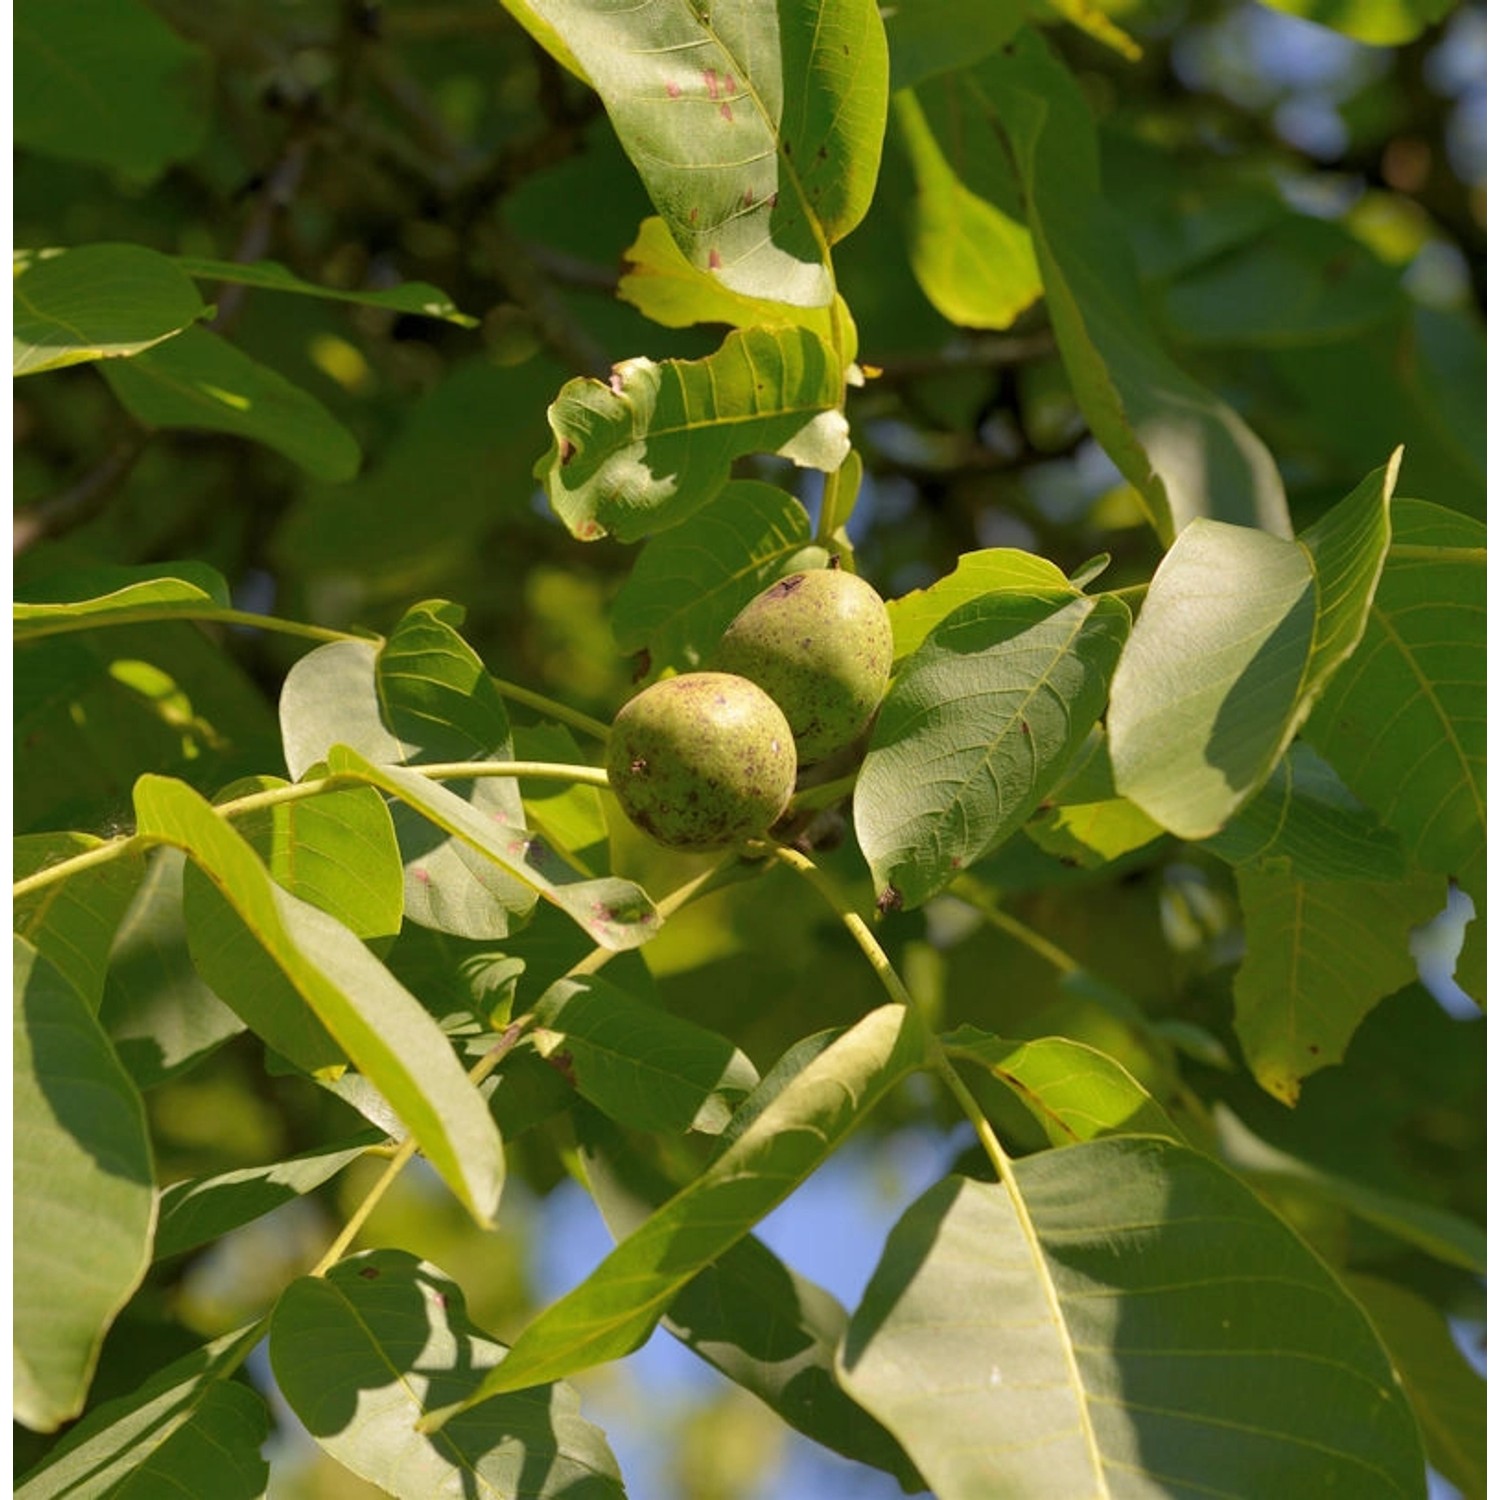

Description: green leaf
[155,1132,384,1260]
[885,0,1025,90]
[219,776,404,941]
[576,1111,921,1485]
[173,256,476,326]
[132,775,506,1225]
[271,1250,626,1499]
[943,1024,1183,1145]
[515,722,611,873]
[101,325,361,482]
[970,31,1290,541]
[1022,731,1165,869]
[14,245,207,376]
[326,746,662,952]
[855,592,1131,911]
[836,1141,1426,1499]
[886,549,1076,663]
[280,615,537,941]
[14,560,231,641]
[1108,456,1397,839]
[1344,1275,1486,1497]
[426,1002,926,1417]
[14,832,144,1011]
[538,326,848,543]
[611,480,825,672]
[1304,499,1485,1001]
[1233,868,1448,1106]
[99,849,245,1088]
[1201,743,1410,882]
[14,0,210,182]
[532,974,758,1134]
[14,937,155,1432]
[1214,1107,1485,1272]
[529,0,888,306]
[617,216,858,354]
[14,1326,267,1499]
[892,90,1041,332]
[1258,0,1459,44]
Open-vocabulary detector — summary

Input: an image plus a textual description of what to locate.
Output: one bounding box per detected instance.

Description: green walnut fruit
[606,672,798,851]
[710,568,893,765]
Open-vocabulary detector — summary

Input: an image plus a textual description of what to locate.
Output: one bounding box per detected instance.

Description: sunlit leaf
[892,90,1041,332]
[527,0,888,307]
[14,937,155,1432]
[174,256,476,326]
[426,1003,926,1416]
[1233,867,1447,1106]
[133,775,506,1225]
[15,561,231,641]
[611,480,825,672]
[970,30,1289,541]
[943,1024,1183,1145]
[14,1326,267,1499]
[538,326,848,543]
[102,325,360,482]
[532,973,758,1134]
[1109,456,1396,839]
[271,1251,626,1499]
[856,591,1130,911]
[14,0,210,181]
[836,1141,1425,1499]
[14,245,207,376]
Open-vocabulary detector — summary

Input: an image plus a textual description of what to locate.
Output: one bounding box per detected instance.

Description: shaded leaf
[427,1002,926,1414]
[100,848,245,1088]
[133,775,506,1225]
[174,256,476,325]
[515,723,610,873]
[1344,1274,1485,1498]
[837,1142,1425,1499]
[326,746,661,952]
[271,1251,626,1499]
[577,1111,921,1486]
[1233,867,1448,1106]
[14,832,144,1011]
[1109,456,1396,839]
[611,480,825,671]
[892,90,1041,332]
[943,1023,1183,1145]
[855,591,1131,910]
[15,560,230,641]
[1304,499,1485,1002]
[886,549,1075,663]
[529,0,887,306]
[102,325,360,482]
[14,937,155,1432]
[885,0,1025,90]
[538,326,848,543]
[1201,743,1409,882]
[155,1132,384,1260]
[532,973,758,1134]
[14,245,207,376]
[14,0,210,181]
[971,31,1289,541]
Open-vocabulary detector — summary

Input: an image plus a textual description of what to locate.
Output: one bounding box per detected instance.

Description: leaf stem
[15,606,362,645]
[491,677,612,741]
[948,875,1079,974]
[11,761,613,901]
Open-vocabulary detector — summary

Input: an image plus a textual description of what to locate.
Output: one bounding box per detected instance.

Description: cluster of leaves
[13,0,1483,1498]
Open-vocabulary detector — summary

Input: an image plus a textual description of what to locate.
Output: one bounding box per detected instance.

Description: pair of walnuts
[607,568,893,850]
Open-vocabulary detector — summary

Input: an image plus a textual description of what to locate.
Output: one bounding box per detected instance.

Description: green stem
[788,771,857,814]
[491,677,611,741]
[16,606,361,645]
[948,874,1079,974]
[12,760,613,901]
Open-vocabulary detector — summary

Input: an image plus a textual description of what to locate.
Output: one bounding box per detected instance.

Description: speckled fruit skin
[710,568,894,765]
[606,673,798,851]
